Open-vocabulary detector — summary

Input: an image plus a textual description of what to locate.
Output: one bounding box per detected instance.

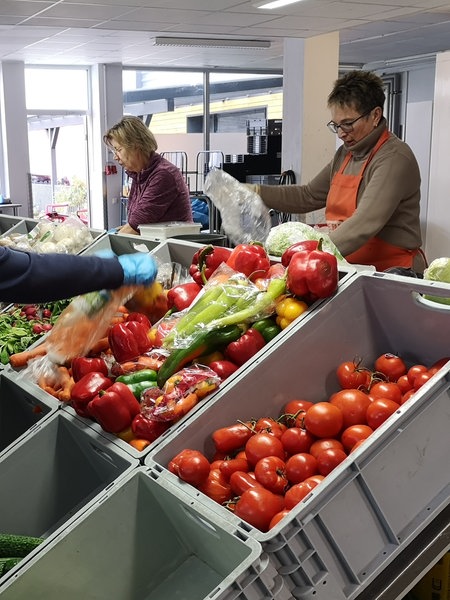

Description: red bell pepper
[188,245,232,286]
[208,359,239,380]
[126,312,151,329]
[71,357,108,383]
[281,240,319,267]
[108,320,151,363]
[286,240,338,301]
[70,371,113,418]
[167,282,202,312]
[225,328,266,366]
[87,381,141,433]
[131,413,170,442]
[226,242,270,282]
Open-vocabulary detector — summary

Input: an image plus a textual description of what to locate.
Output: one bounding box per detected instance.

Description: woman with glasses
[103,116,192,235]
[253,70,425,273]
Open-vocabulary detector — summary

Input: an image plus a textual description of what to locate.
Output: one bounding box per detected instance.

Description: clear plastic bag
[44,286,137,364]
[204,169,271,245]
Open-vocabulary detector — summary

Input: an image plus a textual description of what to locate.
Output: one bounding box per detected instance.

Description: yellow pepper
[275,296,308,329]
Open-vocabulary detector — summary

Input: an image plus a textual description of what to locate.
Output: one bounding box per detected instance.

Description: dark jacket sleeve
[0,247,125,304]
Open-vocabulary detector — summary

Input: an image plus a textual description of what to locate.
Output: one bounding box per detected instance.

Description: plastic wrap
[0,215,94,254]
[265,221,347,261]
[204,169,271,245]
[160,265,284,351]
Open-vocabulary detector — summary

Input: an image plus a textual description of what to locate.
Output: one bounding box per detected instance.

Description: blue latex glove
[94,249,116,259]
[118,253,158,286]
[108,227,119,234]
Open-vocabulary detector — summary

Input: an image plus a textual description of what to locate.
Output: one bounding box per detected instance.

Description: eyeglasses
[327,109,372,134]
[111,146,123,156]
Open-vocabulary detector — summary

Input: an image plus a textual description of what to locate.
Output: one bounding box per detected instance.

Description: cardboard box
[412,552,450,600]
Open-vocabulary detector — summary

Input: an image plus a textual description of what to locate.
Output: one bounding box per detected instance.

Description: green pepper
[116,369,158,385]
[251,318,282,343]
[127,380,157,400]
[157,324,243,387]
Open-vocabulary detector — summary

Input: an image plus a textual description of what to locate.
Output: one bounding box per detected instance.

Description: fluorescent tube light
[154,37,271,49]
[255,0,304,8]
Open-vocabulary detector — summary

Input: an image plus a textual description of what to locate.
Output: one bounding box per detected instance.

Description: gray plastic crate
[0,217,104,254]
[148,272,450,599]
[79,231,160,256]
[0,466,292,600]
[61,239,356,461]
[0,370,58,457]
[0,214,26,235]
[0,409,136,576]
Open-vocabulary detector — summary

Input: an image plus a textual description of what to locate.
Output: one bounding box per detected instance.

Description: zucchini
[0,534,43,558]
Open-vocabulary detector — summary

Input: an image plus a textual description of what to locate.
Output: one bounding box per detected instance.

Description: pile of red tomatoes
[168,353,448,532]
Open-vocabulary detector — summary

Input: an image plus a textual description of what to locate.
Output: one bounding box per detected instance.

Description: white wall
[403,65,435,254]
[426,51,450,262]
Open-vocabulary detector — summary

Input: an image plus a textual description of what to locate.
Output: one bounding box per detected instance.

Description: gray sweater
[258,118,422,258]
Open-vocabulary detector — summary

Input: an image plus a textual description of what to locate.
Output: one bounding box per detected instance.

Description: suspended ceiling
[1,0,450,71]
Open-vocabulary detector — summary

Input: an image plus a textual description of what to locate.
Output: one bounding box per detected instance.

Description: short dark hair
[327,70,385,114]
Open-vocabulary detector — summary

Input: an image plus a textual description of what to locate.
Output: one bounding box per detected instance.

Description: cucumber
[0,557,22,576]
[0,534,43,558]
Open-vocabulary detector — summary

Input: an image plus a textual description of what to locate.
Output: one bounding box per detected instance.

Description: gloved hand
[118,253,158,286]
[94,249,116,259]
[108,227,119,234]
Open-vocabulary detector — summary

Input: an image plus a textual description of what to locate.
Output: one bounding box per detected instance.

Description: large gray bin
[0,467,291,599]
[148,272,450,599]
[0,409,137,584]
[0,370,58,457]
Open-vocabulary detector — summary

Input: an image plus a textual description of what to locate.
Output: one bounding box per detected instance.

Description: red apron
[326,129,418,271]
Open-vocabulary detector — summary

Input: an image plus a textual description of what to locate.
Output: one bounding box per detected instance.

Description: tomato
[219,457,249,480]
[369,381,402,404]
[234,488,285,532]
[254,456,288,494]
[212,422,254,454]
[309,438,345,459]
[397,374,413,394]
[304,402,344,438]
[304,474,325,486]
[254,417,286,439]
[350,438,368,453]
[284,479,319,509]
[229,471,262,495]
[336,361,370,390]
[197,468,232,504]
[316,448,347,476]
[245,432,285,467]
[329,389,371,427]
[285,452,318,484]
[374,353,407,382]
[401,389,416,404]
[406,364,428,385]
[168,449,210,487]
[340,424,373,452]
[366,398,400,429]
[269,509,291,529]
[280,427,316,456]
[281,399,314,425]
[413,371,432,390]
[430,357,450,371]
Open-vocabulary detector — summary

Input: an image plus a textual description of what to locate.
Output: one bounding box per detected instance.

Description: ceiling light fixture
[154,37,271,49]
[255,0,304,8]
